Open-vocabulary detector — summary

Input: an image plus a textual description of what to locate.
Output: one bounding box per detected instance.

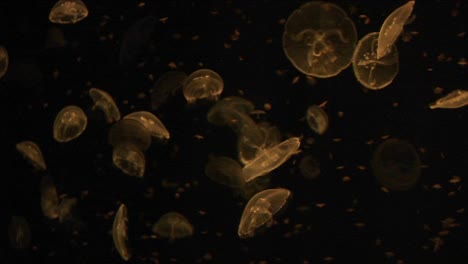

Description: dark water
[1,0,467,263]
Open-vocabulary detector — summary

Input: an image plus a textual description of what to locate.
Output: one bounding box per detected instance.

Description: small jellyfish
[120,16,157,67]
[108,119,152,151]
[377,1,415,59]
[306,105,328,135]
[152,212,194,242]
[16,141,47,171]
[112,204,131,261]
[429,89,468,109]
[352,32,399,90]
[242,137,301,182]
[40,175,59,219]
[283,1,357,78]
[123,111,170,140]
[53,105,87,143]
[49,0,89,24]
[183,69,224,103]
[238,188,291,238]
[238,122,281,165]
[207,96,256,130]
[112,143,146,178]
[299,155,320,180]
[8,216,31,250]
[151,71,187,110]
[89,88,121,123]
[0,45,9,79]
[205,156,244,187]
[58,197,77,223]
[371,138,421,191]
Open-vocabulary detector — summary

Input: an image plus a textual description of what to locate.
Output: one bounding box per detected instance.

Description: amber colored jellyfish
[371,138,421,191]
[123,111,170,141]
[238,122,281,166]
[112,143,146,178]
[53,105,88,143]
[0,45,8,79]
[112,204,131,261]
[429,89,468,109]
[152,212,194,242]
[8,216,31,250]
[283,1,357,78]
[306,105,328,135]
[108,119,152,151]
[89,88,121,124]
[151,71,187,110]
[352,32,399,90]
[183,69,224,104]
[238,188,291,238]
[16,141,47,171]
[49,0,89,24]
[40,175,59,219]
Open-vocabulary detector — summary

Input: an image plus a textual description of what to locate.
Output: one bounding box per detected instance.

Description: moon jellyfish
[58,197,77,223]
[377,1,415,59]
[238,122,281,165]
[120,16,157,67]
[112,143,146,178]
[40,175,59,219]
[183,69,224,103]
[207,96,256,130]
[352,32,399,90]
[242,137,301,182]
[205,156,244,187]
[89,88,121,124]
[123,111,170,140]
[371,138,421,191]
[429,89,468,109]
[16,141,47,171]
[53,105,87,143]
[306,105,328,135]
[0,45,8,79]
[152,212,194,242]
[8,216,31,250]
[151,71,187,110]
[48,0,89,24]
[238,188,291,238]
[299,155,320,180]
[108,119,152,151]
[112,204,131,261]
[283,1,357,78]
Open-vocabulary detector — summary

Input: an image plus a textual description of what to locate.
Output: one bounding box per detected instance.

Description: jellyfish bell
[151,71,187,110]
[238,188,291,238]
[283,1,357,78]
[112,204,131,261]
[40,175,59,219]
[152,212,194,242]
[371,138,421,191]
[352,32,399,90]
[429,89,468,109]
[183,69,224,104]
[306,105,328,135]
[377,1,415,59]
[238,122,281,165]
[123,111,170,141]
[108,118,152,151]
[16,140,47,171]
[49,0,89,24]
[89,88,121,124]
[0,45,9,79]
[112,143,146,178]
[53,105,88,143]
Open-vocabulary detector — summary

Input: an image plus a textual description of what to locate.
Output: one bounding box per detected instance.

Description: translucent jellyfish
[429,89,468,109]
[40,175,59,219]
[89,88,121,124]
[183,69,224,103]
[58,197,77,223]
[16,141,47,171]
[152,212,194,242]
[8,216,31,250]
[306,105,328,135]
[207,96,256,129]
[123,111,170,140]
[238,188,291,238]
[377,1,415,59]
[205,156,244,187]
[112,204,131,261]
[49,0,89,24]
[352,32,399,90]
[238,122,281,165]
[151,71,187,110]
[120,16,157,67]
[371,138,421,191]
[0,45,8,79]
[299,155,320,180]
[108,119,151,151]
[112,143,146,178]
[242,137,301,182]
[53,105,87,143]
[283,1,357,78]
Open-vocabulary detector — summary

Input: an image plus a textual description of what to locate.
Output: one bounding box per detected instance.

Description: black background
[1,0,467,263]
